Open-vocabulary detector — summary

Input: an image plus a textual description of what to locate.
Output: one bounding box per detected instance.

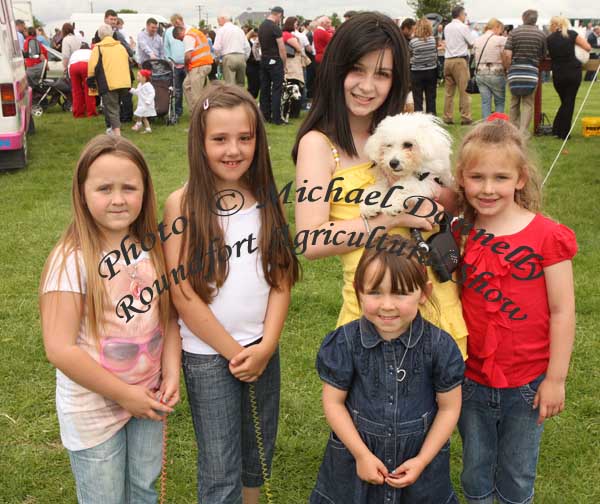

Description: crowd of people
[34,8,585,504]
[400,7,595,139]
[16,7,598,140]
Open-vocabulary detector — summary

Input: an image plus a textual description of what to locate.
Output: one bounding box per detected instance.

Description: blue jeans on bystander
[476,74,506,120]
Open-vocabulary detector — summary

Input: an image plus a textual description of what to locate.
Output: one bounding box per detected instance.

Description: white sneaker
[141,127,152,134]
[105,127,112,135]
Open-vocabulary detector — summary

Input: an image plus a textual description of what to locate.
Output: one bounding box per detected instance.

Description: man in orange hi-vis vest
[173,26,214,111]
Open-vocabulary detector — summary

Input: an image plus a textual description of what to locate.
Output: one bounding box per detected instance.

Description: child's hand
[355,452,388,485]
[533,377,565,425]
[158,373,180,408]
[229,344,272,382]
[385,456,427,488]
[117,384,173,421]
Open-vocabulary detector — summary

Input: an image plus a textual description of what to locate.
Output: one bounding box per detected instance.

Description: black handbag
[466,33,494,95]
[466,78,479,94]
[87,47,109,95]
[285,42,295,58]
[410,212,460,283]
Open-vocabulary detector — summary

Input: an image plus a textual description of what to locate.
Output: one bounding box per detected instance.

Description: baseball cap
[271,6,284,14]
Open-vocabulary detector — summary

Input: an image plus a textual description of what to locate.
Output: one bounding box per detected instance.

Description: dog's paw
[360,201,381,218]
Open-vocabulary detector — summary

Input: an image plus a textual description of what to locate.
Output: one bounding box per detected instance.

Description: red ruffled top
[458,214,577,388]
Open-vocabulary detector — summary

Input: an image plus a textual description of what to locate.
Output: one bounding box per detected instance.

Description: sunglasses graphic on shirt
[100,327,163,373]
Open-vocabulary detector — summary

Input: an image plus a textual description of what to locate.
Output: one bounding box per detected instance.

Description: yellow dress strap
[317,131,341,171]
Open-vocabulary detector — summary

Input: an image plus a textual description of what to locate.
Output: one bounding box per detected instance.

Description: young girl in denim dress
[311,246,464,503]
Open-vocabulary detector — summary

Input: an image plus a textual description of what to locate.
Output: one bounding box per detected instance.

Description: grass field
[1,82,599,503]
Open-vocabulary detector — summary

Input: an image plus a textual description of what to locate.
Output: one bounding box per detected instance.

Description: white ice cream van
[0,0,32,170]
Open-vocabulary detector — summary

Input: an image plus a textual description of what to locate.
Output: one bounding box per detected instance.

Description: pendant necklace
[396,321,412,383]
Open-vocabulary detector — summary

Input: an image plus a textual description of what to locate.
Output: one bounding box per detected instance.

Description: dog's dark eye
[385,144,393,148]
[403,142,413,149]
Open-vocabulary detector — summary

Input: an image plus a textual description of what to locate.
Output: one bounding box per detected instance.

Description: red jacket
[24,36,47,68]
[314,27,333,63]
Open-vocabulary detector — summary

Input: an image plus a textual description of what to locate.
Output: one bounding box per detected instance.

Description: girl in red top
[453,118,577,504]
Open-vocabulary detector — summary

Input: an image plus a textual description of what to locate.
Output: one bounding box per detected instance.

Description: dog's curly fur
[360,112,454,217]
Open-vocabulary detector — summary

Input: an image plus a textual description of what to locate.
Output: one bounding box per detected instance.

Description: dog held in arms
[360,112,453,218]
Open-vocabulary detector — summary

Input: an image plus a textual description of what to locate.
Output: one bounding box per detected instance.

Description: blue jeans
[183,348,280,504]
[68,417,164,504]
[476,74,506,120]
[458,374,545,504]
[173,65,186,117]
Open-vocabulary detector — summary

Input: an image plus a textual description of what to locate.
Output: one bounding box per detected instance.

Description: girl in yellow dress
[292,12,467,356]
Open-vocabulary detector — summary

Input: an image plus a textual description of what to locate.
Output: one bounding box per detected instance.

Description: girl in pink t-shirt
[39,135,181,503]
[454,119,577,504]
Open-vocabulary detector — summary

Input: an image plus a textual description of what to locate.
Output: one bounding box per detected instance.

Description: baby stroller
[280,79,302,123]
[29,61,72,116]
[141,59,177,125]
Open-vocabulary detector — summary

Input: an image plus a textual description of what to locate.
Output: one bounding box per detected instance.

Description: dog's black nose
[389,158,401,170]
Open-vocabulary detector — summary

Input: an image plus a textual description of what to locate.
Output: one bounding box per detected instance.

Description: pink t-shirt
[42,249,162,451]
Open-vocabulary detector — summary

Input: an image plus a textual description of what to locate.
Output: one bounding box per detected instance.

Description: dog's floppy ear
[364,129,380,163]
[415,114,452,170]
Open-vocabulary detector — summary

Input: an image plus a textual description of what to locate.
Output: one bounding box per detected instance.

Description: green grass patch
[1,82,599,503]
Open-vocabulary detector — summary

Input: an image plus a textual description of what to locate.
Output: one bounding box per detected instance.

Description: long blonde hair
[455,119,542,225]
[39,135,169,341]
[549,16,569,37]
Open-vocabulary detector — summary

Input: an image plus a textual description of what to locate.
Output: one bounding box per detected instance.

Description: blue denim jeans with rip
[458,374,545,504]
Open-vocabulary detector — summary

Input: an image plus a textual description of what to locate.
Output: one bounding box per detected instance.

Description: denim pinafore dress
[310,313,464,504]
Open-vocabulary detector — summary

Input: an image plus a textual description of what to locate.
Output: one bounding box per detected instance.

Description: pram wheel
[62,100,72,112]
[32,105,44,117]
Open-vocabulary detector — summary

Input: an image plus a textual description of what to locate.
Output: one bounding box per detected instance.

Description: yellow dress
[327,153,468,358]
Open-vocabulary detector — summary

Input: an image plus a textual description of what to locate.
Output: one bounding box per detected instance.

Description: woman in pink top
[473,19,509,119]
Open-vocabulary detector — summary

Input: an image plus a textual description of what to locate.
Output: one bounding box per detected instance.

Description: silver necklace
[396,321,412,383]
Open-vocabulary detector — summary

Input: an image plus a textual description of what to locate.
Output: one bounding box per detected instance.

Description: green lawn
[1,82,599,503]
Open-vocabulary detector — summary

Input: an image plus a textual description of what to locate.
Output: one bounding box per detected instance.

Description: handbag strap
[473,33,494,76]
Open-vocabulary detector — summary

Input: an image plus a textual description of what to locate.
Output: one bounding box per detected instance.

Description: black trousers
[246,60,260,99]
[259,58,284,124]
[411,68,438,116]
[552,68,581,139]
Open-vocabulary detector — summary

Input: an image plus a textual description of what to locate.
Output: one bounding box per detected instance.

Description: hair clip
[203,99,210,110]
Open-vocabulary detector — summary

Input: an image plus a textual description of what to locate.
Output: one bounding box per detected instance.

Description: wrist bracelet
[361,215,372,234]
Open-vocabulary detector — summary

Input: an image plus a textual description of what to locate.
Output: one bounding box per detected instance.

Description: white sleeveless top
[179,203,271,354]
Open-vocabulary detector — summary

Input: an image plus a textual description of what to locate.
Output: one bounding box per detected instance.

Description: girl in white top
[130,69,156,134]
[163,82,299,504]
[39,135,181,503]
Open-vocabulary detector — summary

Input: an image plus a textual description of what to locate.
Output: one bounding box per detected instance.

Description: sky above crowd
[32,0,597,27]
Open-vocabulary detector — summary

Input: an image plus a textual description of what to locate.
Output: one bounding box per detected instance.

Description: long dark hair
[292,12,410,162]
[181,82,299,303]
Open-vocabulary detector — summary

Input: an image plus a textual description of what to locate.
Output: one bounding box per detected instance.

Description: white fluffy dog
[360,112,453,218]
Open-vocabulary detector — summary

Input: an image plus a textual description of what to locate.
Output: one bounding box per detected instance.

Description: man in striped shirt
[504,10,547,134]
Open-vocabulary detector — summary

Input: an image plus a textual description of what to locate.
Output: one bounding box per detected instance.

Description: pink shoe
[131,122,142,132]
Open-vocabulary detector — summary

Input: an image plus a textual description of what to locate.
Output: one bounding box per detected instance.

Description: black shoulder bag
[86,47,109,95]
[410,212,460,283]
[467,34,493,94]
